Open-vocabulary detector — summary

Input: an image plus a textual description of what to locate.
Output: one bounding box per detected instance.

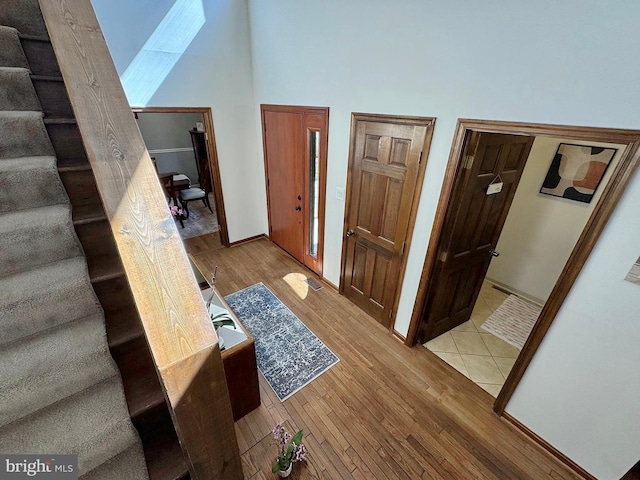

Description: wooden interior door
[420,132,534,342]
[342,114,433,328]
[262,106,328,275]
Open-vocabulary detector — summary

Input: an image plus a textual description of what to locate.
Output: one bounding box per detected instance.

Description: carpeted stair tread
[0,375,144,476]
[0,67,41,110]
[0,256,102,346]
[0,0,49,37]
[0,26,29,68]
[0,156,69,212]
[0,204,82,277]
[0,313,118,428]
[0,111,54,159]
[80,444,150,480]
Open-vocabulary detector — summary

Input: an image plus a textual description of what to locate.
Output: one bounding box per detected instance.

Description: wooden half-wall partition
[39,1,242,479]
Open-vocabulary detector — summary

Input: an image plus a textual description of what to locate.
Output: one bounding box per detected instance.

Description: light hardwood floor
[185,235,583,480]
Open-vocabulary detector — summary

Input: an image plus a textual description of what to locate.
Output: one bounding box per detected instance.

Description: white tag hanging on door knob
[486,174,503,195]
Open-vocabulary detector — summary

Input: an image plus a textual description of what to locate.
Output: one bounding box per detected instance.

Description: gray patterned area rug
[481,295,542,350]
[225,283,339,402]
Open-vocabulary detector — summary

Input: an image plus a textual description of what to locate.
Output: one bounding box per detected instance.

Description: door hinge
[439,251,448,262]
[419,151,423,164]
[204,132,209,141]
[463,155,474,170]
[401,242,406,255]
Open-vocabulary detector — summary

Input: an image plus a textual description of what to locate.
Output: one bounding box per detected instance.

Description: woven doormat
[481,295,542,350]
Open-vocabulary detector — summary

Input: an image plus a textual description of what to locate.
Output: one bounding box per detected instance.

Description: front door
[262,106,328,275]
[420,132,534,342]
[341,114,434,328]
[263,110,304,261]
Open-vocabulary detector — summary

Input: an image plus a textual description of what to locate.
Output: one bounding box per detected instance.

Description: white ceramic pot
[278,463,292,478]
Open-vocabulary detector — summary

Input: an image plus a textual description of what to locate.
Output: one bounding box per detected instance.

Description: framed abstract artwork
[540,143,618,203]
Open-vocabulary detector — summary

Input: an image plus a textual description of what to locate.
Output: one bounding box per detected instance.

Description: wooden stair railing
[38,2,243,479]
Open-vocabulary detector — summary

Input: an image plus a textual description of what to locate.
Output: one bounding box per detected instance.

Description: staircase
[0,2,186,479]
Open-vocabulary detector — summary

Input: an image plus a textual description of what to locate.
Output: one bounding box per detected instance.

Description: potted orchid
[271,423,306,477]
[170,205,185,228]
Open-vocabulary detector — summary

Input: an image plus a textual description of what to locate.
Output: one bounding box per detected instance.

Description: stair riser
[92,277,145,347]
[131,402,171,444]
[46,122,88,165]
[110,335,173,442]
[33,78,73,118]
[92,275,138,317]
[59,168,102,208]
[21,37,59,76]
[76,219,120,260]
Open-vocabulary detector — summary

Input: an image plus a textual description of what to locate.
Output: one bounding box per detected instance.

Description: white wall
[136,112,202,182]
[248,1,640,477]
[487,137,625,304]
[91,0,267,242]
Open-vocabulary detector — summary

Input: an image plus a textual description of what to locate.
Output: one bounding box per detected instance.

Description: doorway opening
[261,105,328,277]
[406,119,640,414]
[132,107,229,247]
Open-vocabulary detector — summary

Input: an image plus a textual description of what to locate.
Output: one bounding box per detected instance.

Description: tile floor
[424,282,521,397]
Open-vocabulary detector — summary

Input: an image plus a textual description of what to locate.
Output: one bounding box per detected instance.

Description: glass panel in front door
[308,130,320,258]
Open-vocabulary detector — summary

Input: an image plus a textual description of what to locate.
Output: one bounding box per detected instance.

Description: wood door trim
[339,112,436,331]
[260,104,329,277]
[132,106,230,247]
[261,104,330,116]
[406,118,640,416]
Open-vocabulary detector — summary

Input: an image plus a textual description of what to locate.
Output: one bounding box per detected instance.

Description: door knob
[346,229,355,237]
[489,249,500,257]
[295,205,302,211]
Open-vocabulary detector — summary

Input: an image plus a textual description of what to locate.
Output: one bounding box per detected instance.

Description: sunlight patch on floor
[283,273,309,300]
